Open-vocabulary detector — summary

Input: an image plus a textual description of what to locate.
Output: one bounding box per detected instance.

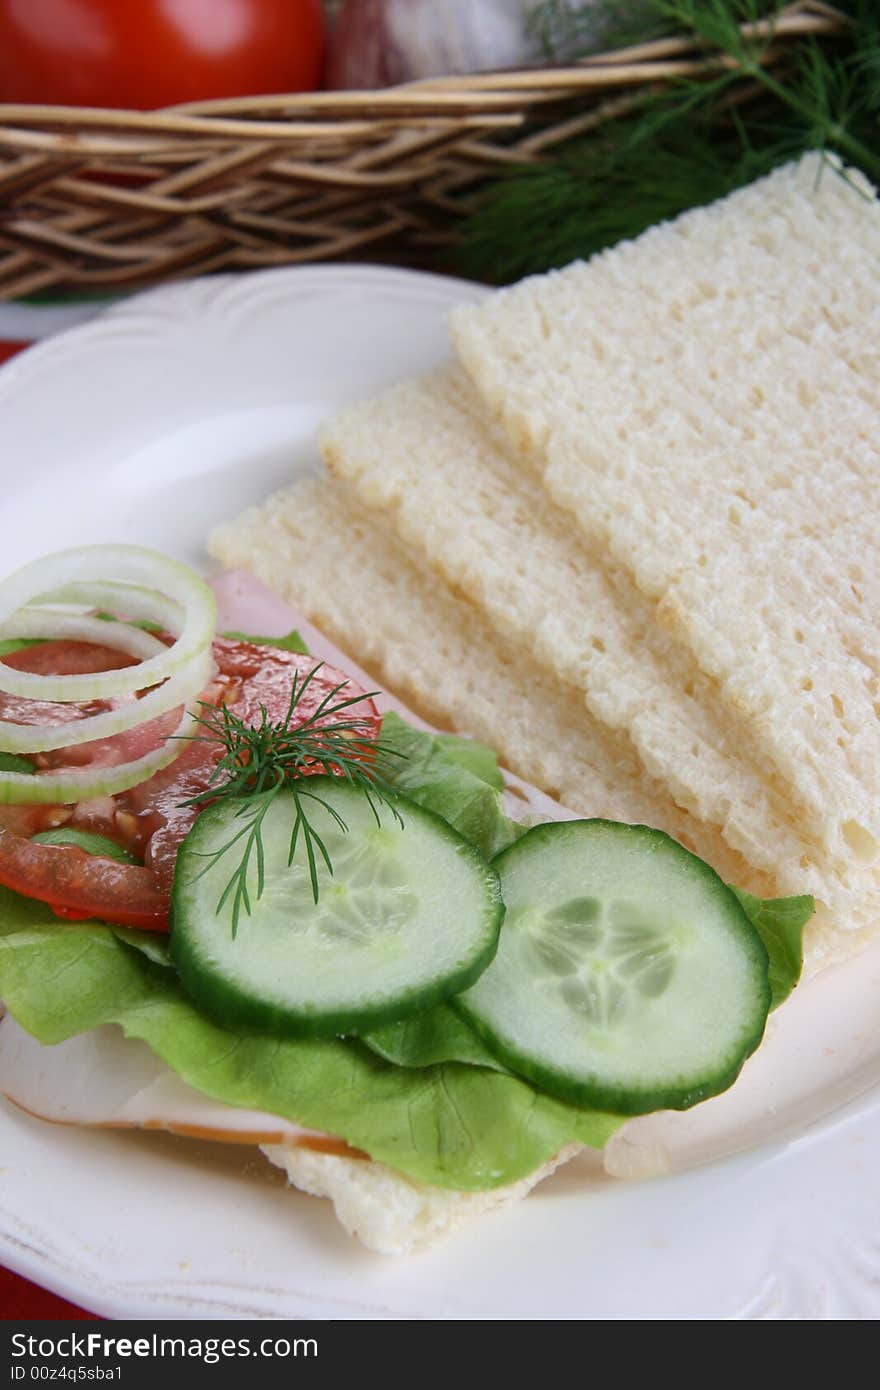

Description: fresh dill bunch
[460,0,880,283]
[460,111,787,282]
[183,665,402,935]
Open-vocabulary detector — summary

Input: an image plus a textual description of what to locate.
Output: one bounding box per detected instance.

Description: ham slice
[211,569,570,825]
[0,1014,361,1156]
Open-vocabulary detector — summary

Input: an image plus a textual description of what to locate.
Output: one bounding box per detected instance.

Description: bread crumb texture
[318,364,866,930]
[210,474,769,896]
[451,154,880,896]
[210,152,880,1001]
[260,1141,582,1255]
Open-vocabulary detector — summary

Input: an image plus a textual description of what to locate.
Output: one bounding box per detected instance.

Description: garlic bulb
[326,0,550,90]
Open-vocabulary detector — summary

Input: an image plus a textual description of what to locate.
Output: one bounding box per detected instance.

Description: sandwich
[0,553,808,1253]
[2,150,877,1255]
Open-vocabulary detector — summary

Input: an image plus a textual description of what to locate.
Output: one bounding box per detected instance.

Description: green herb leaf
[463,0,880,283]
[183,664,401,931]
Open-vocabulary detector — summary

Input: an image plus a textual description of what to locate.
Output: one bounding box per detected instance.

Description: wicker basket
[0,2,843,299]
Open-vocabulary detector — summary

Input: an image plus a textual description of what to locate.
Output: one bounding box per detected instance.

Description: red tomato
[0,0,325,109]
[0,637,381,930]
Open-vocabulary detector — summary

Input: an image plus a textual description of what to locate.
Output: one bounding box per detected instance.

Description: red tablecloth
[0,1267,97,1319]
[0,340,28,366]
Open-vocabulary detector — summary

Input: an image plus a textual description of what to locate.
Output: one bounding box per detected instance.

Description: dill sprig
[183,665,402,935]
[460,1,880,282]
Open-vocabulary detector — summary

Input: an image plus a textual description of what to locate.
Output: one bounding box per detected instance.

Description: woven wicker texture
[0,3,842,298]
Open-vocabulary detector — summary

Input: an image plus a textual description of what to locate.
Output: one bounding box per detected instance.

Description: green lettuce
[221,628,308,655]
[111,925,172,968]
[362,1003,508,1073]
[0,710,811,1190]
[0,639,42,657]
[427,732,504,790]
[731,888,812,1009]
[0,889,618,1189]
[378,713,520,861]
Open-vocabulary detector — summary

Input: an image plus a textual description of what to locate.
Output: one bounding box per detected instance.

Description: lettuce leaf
[379,712,520,860]
[0,639,42,657]
[0,706,811,1190]
[427,732,505,790]
[221,628,308,655]
[0,888,619,1189]
[111,925,172,969]
[731,888,812,1009]
[0,717,619,1187]
[362,1004,508,1072]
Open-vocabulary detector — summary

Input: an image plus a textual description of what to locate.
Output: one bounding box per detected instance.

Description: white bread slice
[451,153,880,904]
[318,363,867,938]
[261,1141,583,1255]
[208,473,772,898]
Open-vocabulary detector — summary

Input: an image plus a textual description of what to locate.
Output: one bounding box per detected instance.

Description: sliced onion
[0,546,218,805]
[32,579,185,637]
[1,607,168,662]
[0,547,215,701]
[0,647,213,754]
[0,707,201,805]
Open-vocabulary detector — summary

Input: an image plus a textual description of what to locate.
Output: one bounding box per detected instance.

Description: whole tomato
[0,0,325,109]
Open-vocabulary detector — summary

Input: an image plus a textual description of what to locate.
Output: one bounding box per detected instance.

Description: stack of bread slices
[210,152,880,972]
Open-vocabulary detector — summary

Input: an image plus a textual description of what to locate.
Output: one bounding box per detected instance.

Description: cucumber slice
[170,778,504,1038]
[457,820,771,1115]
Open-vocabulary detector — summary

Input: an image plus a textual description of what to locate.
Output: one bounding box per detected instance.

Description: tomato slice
[0,638,380,931]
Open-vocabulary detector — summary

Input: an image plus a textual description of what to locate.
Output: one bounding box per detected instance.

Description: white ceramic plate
[1,266,880,1321]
